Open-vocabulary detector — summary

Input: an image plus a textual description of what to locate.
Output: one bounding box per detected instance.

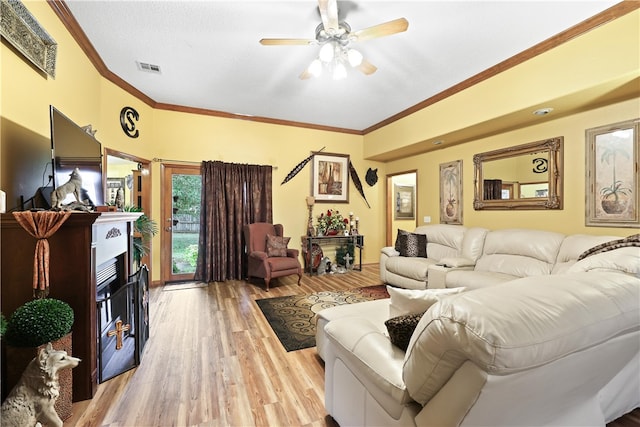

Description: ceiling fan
[259,0,408,80]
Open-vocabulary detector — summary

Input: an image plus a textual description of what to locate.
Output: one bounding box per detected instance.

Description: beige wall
[384,97,639,236]
[0,1,385,282]
[2,1,638,283]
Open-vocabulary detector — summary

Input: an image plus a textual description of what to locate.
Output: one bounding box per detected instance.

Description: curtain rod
[152,158,277,169]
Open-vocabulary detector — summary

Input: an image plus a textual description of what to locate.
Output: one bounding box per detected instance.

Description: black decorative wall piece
[365,168,378,186]
[120,107,140,138]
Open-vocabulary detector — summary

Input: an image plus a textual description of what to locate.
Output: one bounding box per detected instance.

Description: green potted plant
[5,298,74,347]
[4,298,75,420]
[123,205,159,266]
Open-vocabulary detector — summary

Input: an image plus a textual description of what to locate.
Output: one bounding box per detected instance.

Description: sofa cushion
[445,270,516,289]
[385,256,435,282]
[414,224,466,261]
[553,234,622,274]
[325,317,413,408]
[403,272,640,406]
[315,299,390,361]
[385,313,424,351]
[266,234,290,257]
[387,286,465,317]
[395,230,427,258]
[474,229,565,277]
[568,247,640,276]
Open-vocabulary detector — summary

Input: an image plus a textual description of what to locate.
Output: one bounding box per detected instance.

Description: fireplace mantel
[1,211,142,402]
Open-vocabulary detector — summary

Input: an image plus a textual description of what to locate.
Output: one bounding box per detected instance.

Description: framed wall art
[440,160,463,224]
[585,118,639,227]
[0,0,57,77]
[394,184,415,220]
[312,153,349,203]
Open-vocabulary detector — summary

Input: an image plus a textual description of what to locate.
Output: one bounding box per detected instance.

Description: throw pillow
[266,234,290,257]
[577,234,640,260]
[387,285,465,318]
[385,313,424,351]
[395,230,427,258]
[394,229,410,252]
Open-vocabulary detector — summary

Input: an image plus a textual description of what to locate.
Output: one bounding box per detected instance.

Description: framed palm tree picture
[585,119,639,227]
[440,160,463,224]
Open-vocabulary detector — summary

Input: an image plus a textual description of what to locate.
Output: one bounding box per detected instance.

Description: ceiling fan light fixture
[308,59,323,77]
[333,62,347,80]
[319,42,335,62]
[346,48,363,67]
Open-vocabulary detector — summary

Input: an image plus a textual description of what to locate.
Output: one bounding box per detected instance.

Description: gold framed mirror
[473,137,563,210]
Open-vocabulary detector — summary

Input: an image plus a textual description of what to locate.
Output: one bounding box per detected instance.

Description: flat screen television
[50,106,104,206]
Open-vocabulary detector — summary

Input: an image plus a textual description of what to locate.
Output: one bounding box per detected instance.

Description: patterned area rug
[256,285,389,352]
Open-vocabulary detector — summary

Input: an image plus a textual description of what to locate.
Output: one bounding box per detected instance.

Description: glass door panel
[161,165,201,283]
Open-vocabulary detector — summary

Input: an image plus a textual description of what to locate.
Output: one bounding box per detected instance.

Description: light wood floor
[65,264,639,426]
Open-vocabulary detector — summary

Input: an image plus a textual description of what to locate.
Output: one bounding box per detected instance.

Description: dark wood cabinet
[1,212,140,402]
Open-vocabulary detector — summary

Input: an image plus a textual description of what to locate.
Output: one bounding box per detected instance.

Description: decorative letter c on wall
[120,107,140,138]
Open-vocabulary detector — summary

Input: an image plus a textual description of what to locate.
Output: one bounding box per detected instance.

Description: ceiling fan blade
[357,59,377,75]
[260,38,315,46]
[352,18,409,42]
[318,0,339,32]
[299,69,313,80]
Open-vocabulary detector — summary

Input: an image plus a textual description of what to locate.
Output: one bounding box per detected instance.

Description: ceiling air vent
[136,61,161,74]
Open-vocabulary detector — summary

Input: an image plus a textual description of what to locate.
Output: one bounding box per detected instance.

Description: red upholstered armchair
[243,223,302,291]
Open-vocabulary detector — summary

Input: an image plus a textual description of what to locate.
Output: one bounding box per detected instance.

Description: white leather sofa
[381,226,624,290]
[319,267,640,426]
[442,230,623,289]
[379,225,487,290]
[319,231,640,426]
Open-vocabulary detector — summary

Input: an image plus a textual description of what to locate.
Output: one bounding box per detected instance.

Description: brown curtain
[12,210,72,298]
[195,161,272,282]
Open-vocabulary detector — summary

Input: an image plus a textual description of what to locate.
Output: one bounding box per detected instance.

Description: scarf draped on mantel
[12,211,72,298]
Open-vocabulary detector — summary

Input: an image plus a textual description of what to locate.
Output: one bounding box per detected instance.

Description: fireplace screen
[97,265,149,383]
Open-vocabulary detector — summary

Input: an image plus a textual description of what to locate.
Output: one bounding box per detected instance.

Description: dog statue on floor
[1,343,81,427]
[50,168,83,209]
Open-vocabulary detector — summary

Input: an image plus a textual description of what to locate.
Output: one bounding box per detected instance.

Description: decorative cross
[107,320,130,350]
[343,253,352,269]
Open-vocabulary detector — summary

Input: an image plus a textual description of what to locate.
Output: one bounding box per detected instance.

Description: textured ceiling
[64,0,620,132]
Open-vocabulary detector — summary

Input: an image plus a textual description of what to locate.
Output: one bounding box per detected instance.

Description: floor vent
[136,61,161,74]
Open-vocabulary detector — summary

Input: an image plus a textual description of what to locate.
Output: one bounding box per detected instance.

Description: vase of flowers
[316,209,349,236]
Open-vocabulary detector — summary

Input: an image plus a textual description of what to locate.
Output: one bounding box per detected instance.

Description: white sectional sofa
[318,229,640,426]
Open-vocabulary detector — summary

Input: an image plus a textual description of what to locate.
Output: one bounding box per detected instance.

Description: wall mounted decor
[365,168,378,186]
[440,160,463,224]
[348,162,370,208]
[473,137,563,210]
[312,153,349,203]
[394,184,415,220]
[281,146,325,185]
[120,107,140,138]
[585,118,639,227]
[1,0,57,77]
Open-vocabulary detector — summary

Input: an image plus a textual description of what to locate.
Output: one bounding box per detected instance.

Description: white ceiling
[64,0,620,132]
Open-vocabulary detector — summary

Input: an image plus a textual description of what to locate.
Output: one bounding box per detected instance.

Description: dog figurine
[1,343,81,427]
[50,168,83,209]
